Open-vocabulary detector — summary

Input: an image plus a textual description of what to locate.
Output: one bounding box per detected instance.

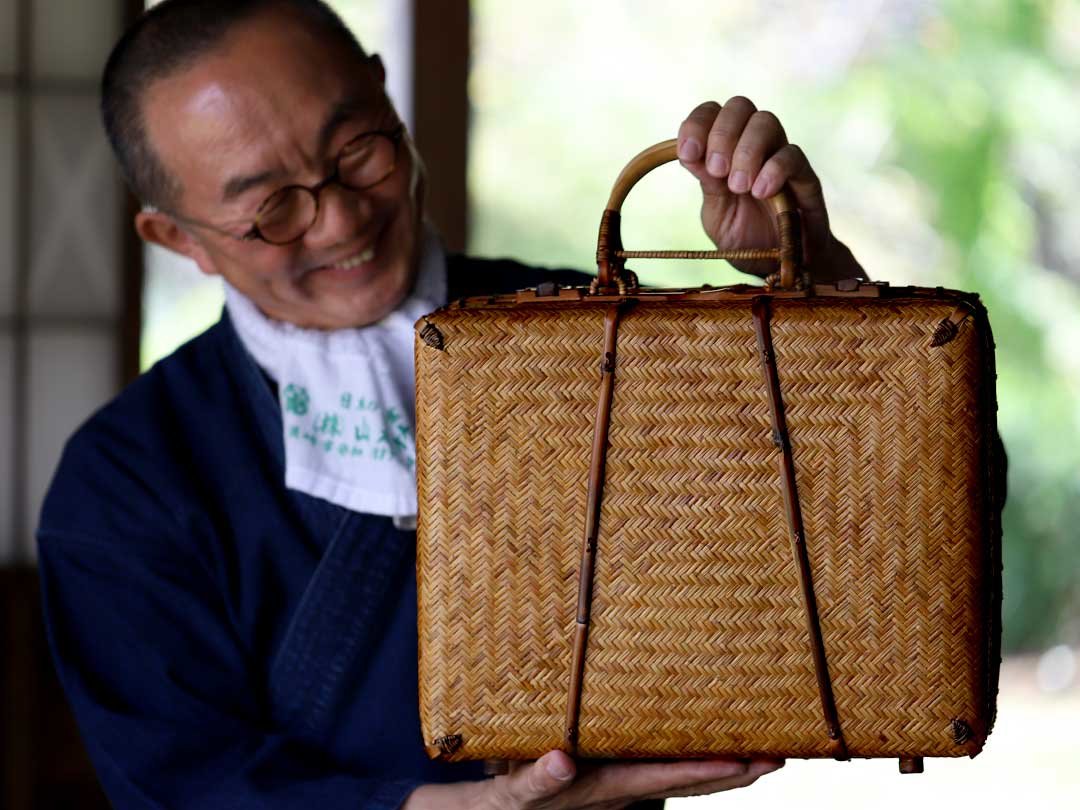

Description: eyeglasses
[164,124,405,246]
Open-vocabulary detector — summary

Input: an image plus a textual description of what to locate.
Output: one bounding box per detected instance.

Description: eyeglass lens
[254,131,398,244]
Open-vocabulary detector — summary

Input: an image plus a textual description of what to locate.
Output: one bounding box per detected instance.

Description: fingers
[677,101,727,199]
[490,754,785,809]
[729,110,787,194]
[493,750,576,808]
[679,96,835,265]
[751,143,813,198]
[747,757,786,776]
[580,756,751,804]
[707,98,770,190]
[677,100,721,164]
[754,142,831,251]
[640,758,787,801]
[678,96,788,195]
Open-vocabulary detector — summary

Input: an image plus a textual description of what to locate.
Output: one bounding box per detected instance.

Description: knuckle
[525,767,548,796]
[802,172,824,196]
[753,109,782,129]
[783,143,809,168]
[679,117,703,137]
[489,780,519,810]
[768,148,795,170]
[689,100,721,121]
[707,127,736,145]
[733,143,758,160]
[724,94,756,111]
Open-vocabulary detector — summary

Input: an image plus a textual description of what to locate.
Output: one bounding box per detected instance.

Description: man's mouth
[324,244,376,271]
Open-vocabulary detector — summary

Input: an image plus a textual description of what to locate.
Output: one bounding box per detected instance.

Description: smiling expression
[138,7,424,329]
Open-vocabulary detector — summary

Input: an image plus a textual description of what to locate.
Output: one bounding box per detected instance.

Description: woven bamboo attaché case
[414,139,1002,772]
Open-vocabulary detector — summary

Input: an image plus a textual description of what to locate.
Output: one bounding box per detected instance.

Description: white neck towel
[224,226,447,529]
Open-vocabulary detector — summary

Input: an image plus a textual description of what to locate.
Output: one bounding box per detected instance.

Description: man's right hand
[402,750,785,809]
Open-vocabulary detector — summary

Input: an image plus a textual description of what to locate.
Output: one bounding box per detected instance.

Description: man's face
[138,10,423,329]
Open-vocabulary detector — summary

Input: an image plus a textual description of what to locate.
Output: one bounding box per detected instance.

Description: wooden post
[411,0,470,253]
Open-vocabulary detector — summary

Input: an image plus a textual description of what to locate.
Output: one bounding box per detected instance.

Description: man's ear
[134,209,220,277]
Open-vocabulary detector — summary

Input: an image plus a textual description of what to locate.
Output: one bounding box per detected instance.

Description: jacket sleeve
[38,527,423,810]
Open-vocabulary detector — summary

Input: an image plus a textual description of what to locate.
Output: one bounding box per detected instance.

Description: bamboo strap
[751,296,850,761]
[564,304,626,754]
[615,249,780,261]
[564,298,847,757]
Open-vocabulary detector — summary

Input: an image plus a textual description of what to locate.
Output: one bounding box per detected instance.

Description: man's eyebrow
[221,169,281,203]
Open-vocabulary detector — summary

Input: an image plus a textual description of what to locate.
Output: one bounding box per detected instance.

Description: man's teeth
[335,247,375,269]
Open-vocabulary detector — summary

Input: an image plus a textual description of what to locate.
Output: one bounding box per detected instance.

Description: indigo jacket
[38,256,597,809]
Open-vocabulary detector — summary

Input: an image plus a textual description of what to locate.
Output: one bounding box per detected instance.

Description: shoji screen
[1,0,132,566]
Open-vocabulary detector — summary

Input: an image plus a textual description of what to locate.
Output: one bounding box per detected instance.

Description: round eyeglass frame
[239,124,406,246]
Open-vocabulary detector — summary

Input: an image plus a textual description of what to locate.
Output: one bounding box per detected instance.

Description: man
[38,1,868,808]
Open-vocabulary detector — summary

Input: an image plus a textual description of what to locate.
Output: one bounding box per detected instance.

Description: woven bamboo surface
[416,295,995,762]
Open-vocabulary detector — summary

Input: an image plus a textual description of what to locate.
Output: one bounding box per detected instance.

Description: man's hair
[101,0,367,208]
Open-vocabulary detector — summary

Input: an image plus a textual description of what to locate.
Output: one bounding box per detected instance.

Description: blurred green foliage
[861,0,1080,652]
[471,0,1080,652]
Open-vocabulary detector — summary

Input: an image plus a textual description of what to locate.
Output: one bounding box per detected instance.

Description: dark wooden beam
[121,0,147,384]
[10,0,32,568]
[1,572,33,810]
[411,0,470,253]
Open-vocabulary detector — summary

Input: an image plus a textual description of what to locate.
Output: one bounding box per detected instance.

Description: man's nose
[303,183,374,248]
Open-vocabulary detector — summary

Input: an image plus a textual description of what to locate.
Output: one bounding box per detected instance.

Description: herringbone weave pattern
[416,295,995,762]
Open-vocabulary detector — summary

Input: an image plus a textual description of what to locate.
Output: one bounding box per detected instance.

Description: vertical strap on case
[752,296,850,761]
[564,303,627,755]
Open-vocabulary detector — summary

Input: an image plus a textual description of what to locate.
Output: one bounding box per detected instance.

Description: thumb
[501,750,577,808]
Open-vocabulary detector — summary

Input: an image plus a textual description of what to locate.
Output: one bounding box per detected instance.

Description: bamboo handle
[595,138,803,291]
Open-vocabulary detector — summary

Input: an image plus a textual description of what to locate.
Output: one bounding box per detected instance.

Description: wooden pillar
[411,0,470,253]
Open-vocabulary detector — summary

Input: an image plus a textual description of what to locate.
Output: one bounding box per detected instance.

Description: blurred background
[1,0,1077,806]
